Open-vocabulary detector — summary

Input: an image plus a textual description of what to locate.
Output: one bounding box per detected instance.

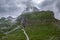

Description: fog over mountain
[0,0,60,20]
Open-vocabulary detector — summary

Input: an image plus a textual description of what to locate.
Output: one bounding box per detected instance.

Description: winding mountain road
[22,28,29,40]
[4,26,20,34]
[2,25,29,40]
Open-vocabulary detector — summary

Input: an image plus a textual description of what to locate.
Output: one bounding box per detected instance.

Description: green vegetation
[21,11,60,40]
[1,29,26,40]
[0,11,60,40]
[0,32,5,39]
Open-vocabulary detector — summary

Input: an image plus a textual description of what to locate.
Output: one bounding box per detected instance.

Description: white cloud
[32,0,44,4]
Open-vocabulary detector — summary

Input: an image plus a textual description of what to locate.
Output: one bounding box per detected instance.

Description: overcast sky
[39,0,60,20]
[0,0,60,20]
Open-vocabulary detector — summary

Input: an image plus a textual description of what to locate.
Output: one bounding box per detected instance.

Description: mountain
[7,16,16,22]
[0,16,17,34]
[1,11,60,40]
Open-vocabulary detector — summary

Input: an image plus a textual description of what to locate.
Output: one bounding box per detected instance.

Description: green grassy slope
[1,29,26,40]
[23,11,60,40]
[1,11,60,40]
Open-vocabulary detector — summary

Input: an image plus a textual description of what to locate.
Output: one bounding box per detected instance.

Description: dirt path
[4,26,20,34]
[22,28,29,40]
